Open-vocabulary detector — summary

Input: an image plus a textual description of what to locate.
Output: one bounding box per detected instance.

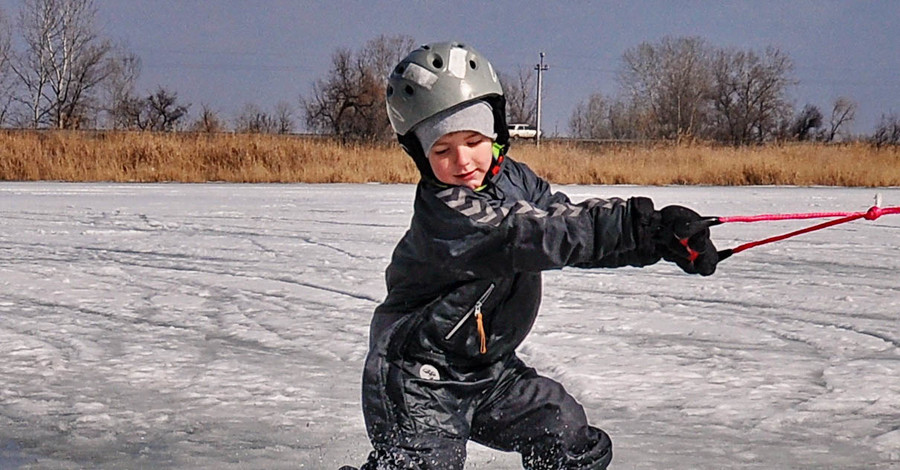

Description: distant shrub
[872,113,900,147]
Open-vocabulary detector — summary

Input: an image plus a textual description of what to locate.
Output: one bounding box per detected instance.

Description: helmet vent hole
[404,85,414,96]
[395,64,406,75]
[422,45,431,50]
[386,85,393,97]
[469,59,477,70]
[432,56,443,69]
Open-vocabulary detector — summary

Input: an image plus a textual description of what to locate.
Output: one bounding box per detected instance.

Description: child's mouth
[457,169,477,179]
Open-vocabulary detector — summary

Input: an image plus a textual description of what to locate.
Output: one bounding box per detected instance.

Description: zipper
[474,308,487,354]
[444,283,495,354]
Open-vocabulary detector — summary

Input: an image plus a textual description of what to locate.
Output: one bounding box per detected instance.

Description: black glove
[654,205,718,276]
[628,197,663,266]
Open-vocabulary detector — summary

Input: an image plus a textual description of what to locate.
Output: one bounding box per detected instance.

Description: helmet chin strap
[482,142,506,184]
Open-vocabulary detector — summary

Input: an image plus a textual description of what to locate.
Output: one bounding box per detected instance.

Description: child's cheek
[428,157,455,185]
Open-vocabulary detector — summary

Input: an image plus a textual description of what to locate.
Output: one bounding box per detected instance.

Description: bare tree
[99,48,140,129]
[144,87,188,131]
[0,8,16,125]
[606,98,646,140]
[110,93,142,129]
[710,47,796,145]
[500,67,535,125]
[576,39,798,145]
[568,90,644,141]
[619,36,715,139]
[235,103,276,134]
[358,34,417,83]
[9,0,51,127]
[302,34,415,142]
[569,92,610,139]
[872,113,900,147]
[189,103,224,133]
[10,0,113,128]
[273,100,294,134]
[790,104,823,141]
[233,102,295,134]
[303,48,368,139]
[826,97,856,142]
[115,86,188,131]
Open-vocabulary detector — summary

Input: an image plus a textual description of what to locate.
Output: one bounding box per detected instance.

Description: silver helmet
[386,41,503,136]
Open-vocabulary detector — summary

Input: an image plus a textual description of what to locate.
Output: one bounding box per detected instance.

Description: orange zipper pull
[475,306,487,354]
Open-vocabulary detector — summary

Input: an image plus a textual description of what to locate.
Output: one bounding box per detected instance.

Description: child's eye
[432,147,449,155]
[467,138,484,147]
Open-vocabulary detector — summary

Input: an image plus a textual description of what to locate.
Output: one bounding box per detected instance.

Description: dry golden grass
[0,131,419,184]
[1,130,898,186]
[515,141,900,187]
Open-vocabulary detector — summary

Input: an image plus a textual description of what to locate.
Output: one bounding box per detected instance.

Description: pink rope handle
[719,206,900,223]
[715,205,900,260]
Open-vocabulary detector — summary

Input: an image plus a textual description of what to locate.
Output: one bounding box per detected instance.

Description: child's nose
[453,145,472,166]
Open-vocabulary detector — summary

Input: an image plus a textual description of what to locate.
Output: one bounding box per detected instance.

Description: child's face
[427,131,494,190]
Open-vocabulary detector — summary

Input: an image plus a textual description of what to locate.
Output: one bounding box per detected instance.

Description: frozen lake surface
[1,182,899,469]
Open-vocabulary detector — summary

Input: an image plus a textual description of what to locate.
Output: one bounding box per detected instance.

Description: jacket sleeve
[416,180,660,279]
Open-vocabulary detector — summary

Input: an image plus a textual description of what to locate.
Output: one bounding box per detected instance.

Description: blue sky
[2,0,898,135]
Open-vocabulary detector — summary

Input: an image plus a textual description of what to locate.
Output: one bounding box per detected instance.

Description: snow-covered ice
[1,182,899,469]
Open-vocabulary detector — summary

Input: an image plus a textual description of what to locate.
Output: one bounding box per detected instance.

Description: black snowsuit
[362,155,660,469]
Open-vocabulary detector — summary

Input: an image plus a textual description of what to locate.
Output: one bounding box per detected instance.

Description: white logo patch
[403,63,438,90]
[419,364,441,381]
[448,47,468,78]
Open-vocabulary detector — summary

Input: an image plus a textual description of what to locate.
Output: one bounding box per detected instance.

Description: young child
[351,41,718,470]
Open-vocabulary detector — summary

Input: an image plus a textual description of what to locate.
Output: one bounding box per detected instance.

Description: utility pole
[534,52,548,147]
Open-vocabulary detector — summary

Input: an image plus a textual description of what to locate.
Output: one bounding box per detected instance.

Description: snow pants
[359,314,612,470]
